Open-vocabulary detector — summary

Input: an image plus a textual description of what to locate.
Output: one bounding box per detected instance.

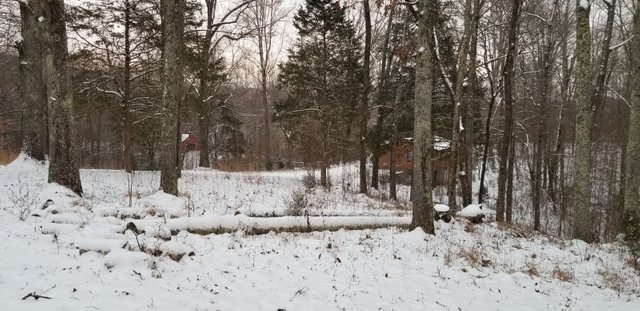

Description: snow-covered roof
[401,135,450,151]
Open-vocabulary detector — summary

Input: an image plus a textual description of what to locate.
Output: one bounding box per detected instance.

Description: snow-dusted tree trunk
[533,2,559,231]
[197,0,215,168]
[371,3,397,190]
[411,0,435,234]
[592,0,616,118]
[159,0,185,195]
[447,0,474,210]
[42,0,83,195]
[460,0,482,207]
[359,0,371,194]
[496,0,521,223]
[122,0,134,173]
[18,0,47,161]
[573,0,594,242]
[623,2,640,241]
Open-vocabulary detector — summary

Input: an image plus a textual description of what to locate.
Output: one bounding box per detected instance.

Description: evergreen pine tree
[274,0,362,187]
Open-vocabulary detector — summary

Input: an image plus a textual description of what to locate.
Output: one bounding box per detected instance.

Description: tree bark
[496,0,521,222]
[358,0,372,194]
[122,0,134,173]
[159,0,185,195]
[459,0,482,207]
[446,0,474,210]
[42,0,83,196]
[533,6,557,231]
[18,0,48,161]
[411,0,435,234]
[506,134,515,223]
[197,0,215,168]
[591,0,616,134]
[390,68,403,201]
[623,2,640,241]
[573,0,594,242]
[370,2,396,190]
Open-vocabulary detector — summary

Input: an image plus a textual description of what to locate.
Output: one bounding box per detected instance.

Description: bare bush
[5,179,41,220]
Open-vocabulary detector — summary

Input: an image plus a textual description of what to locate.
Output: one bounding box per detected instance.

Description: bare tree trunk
[533,8,557,230]
[197,0,215,168]
[447,0,474,210]
[478,94,495,204]
[623,2,640,241]
[459,0,482,207]
[159,0,185,195]
[320,120,328,188]
[389,13,410,201]
[573,0,594,242]
[358,0,372,194]
[549,1,573,209]
[496,0,521,222]
[122,0,134,173]
[506,135,515,223]
[390,69,404,201]
[18,0,47,161]
[411,0,435,234]
[42,0,83,196]
[591,0,616,132]
[370,3,396,190]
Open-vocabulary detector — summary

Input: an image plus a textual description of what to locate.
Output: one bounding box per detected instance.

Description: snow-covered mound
[1,160,639,310]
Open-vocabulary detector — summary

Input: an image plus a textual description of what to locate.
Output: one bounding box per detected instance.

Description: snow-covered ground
[1,155,639,310]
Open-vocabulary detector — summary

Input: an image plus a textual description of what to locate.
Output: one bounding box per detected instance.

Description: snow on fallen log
[74,238,127,255]
[48,213,85,225]
[104,249,151,269]
[458,204,496,223]
[153,215,412,235]
[39,223,76,235]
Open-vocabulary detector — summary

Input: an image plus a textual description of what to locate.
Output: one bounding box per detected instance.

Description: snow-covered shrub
[5,179,40,220]
[302,172,317,191]
[286,190,309,216]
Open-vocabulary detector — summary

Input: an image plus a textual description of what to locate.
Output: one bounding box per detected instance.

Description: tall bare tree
[496,0,521,223]
[42,0,83,195]
[17,0,47,161]
[573,0,594,241]
[196,0,254,168]
[359,0,372,194]
[159,0,185,195]
[623,0,640,242]
[446,0,474,210]
[411,0,435,234]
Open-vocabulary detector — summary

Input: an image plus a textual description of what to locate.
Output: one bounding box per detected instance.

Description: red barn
[378,136,450,186]
[180,134,200,153]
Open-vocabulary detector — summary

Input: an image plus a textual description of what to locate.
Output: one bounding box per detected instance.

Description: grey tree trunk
[506,135,515,223]
[496,0,521,223]
[533,6,558,231]
[18,0,48,161]
[389,14,410,201]
[370,3,396,190]
[159,0,185,195]
[41,0,83,195]
[411,0,435,234]
[623,2,640,241]
[390,68,404,201]
[573,0,594,242]
[591,0,616,128]
[446,0,474,210]
[197,0,215,168]
[122,0,134,173]
[358,0,372,194]
[459,0,482,207]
